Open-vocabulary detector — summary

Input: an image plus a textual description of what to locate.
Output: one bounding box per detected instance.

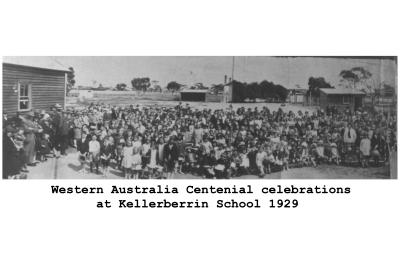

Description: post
[64,72,67,110]
[229,56,235,103]
[231,56,235,82]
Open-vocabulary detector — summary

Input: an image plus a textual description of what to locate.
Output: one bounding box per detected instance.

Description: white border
[1,1,399,265]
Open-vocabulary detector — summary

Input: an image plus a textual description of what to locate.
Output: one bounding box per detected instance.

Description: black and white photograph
[2,56,397,180]
[2,1,400,265]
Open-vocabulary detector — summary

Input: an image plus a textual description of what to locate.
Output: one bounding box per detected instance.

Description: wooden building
[179,89,222,102]
[364,85,397,113]
[180,90,207,101]
[319,88,365,112]
[3,61,69,115]
[287,88,307,104]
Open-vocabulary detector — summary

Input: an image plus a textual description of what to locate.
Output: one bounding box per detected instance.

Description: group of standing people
[3,102,397,179]
[3,104,71,179]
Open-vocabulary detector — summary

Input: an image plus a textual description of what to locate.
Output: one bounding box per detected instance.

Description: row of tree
[68,66,395,101]
[231,80,289,102]
[115,78,290,102]
[116,78,181,92]
[117,79,225,93]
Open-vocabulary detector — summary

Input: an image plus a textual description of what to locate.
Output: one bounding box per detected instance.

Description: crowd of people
[3,102,397,179]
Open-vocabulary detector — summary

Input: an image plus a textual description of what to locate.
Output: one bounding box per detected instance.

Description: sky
[3,56,397,90]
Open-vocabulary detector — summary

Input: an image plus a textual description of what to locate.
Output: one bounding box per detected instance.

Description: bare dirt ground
[26,148,390,179]
[68,94,317,113]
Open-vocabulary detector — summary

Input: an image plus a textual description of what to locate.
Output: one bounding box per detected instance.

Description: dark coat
[3,134,22,177]
[163,143,179,163]
[59,114,70,136]
[77,137,89,154]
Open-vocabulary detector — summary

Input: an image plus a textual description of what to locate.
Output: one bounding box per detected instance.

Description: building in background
[180,89,223,102]
[364,85,397,114]
[2,60,69,115]
[319,88,365,112]
[287,88,307,104]
[180,89,208,101]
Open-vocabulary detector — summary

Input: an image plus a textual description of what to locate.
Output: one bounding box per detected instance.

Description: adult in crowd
[2,101,397,179]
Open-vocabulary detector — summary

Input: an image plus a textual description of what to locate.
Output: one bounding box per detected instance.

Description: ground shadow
[67,163,84,172]
[109,168,124,178]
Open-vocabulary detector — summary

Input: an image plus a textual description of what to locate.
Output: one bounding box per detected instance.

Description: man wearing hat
[19,111,38,166]
[58,110,71,156]
[163,138,179,179]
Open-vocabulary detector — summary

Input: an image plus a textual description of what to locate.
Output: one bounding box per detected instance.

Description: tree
[116,83,127,91]
[231,80,246,102]
[247,82,259,100]
[152,85,162,92]
[259,80,289,101]
[67,67,76,94]
[190,83,208,90]
[131,77,151,92]
[167,81,182,93]
[275,84,289,100]
[339,67,373,92]
[307,77,333,103]
[231,80,288,102]
[210,84,225,94]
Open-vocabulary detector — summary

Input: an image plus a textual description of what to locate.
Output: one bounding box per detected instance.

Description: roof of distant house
[290,88,308,93]
[320,88,365,95]
[180,89,209,93]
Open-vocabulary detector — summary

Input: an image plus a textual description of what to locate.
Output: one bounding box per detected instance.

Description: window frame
[342,95,350,105]
[17,82,32,111]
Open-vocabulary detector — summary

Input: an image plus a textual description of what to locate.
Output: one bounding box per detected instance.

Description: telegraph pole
[229,56,235,103]
[231,56,235,82]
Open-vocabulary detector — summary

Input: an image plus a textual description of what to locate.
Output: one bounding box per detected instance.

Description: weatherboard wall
[2,63,67,115]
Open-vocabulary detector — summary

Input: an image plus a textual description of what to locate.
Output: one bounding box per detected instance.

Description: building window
[18,83,31,111]
[343,95,350,104]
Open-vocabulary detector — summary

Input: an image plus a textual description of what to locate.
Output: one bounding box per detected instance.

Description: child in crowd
[256,146,267,176]
[359,133,371,168]
[39,133,52,161]
[89,134,101,174]
[147,141,160,178]
[100,136,113,178]
[3,102,396,180]
[131,147,142,179]
[330,143,340,165]
[122,140,134,179]
[115,138,125,170]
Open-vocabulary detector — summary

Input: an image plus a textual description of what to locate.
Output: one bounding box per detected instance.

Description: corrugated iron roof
[3,56,71,72]
[320,88,365,95]
[180,89,209,93]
